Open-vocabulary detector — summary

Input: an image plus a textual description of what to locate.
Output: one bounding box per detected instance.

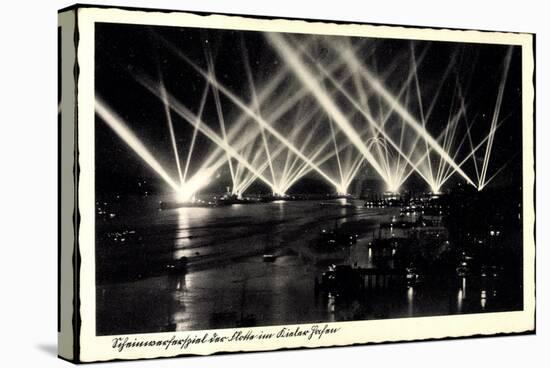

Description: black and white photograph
[4,0,550,366]
[93,19,528,336]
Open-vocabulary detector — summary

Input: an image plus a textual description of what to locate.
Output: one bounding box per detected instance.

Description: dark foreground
[96,195,522,335]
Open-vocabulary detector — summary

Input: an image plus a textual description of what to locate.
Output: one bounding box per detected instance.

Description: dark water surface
[96,197,521,335]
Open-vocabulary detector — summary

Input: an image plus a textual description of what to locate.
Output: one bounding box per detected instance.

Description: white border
[75,6,535,362]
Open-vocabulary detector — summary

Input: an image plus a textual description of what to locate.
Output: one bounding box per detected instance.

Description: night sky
[94,22,523,196]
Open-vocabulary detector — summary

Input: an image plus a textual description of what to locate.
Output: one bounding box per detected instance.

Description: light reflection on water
[457,289,464,313]
[481,289,487,310]
[407,287,414,316]
[174,208,191,251]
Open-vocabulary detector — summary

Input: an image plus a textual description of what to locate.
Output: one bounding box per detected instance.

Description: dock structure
[319,265,408,294]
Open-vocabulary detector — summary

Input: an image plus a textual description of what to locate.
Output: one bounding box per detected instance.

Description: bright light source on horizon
[175,169,214,203]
